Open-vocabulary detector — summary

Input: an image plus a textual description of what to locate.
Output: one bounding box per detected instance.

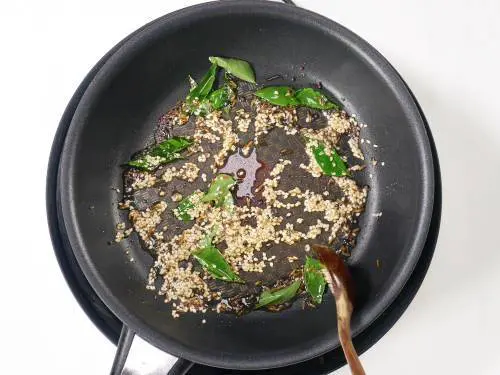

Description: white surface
[1,0,499,374]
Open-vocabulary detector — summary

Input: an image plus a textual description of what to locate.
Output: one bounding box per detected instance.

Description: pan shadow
[402,81,500,308]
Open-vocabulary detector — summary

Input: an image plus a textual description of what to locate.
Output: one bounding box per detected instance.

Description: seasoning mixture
[115,57,368,318]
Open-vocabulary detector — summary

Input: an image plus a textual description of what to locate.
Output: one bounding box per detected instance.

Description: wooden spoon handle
[336,292,366,375]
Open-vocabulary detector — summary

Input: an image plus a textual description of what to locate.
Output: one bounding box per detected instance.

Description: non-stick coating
[58,1,434,370]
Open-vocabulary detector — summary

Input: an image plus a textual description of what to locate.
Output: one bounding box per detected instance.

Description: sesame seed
[120,95,368,318]
[171,193,183,202]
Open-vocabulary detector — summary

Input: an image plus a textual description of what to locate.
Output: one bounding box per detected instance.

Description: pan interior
[59,1,433,369]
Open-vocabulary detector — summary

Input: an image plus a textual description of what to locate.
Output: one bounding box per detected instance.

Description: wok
[57,0,434,372]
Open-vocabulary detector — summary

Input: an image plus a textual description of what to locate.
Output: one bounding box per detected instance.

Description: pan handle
[110,326,193,375]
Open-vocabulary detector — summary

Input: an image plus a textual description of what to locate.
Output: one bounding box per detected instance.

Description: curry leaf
[185,64,218,114]
[254,86,299,107]
[188,63,217,100]
[304,256,326,304]
[150,137,192,157]
[209,83,235,110]
[194,246,244,283]
[209,56,256,83]
[312,143,348,177]
[127,137,192,171]
[176,174,236,221]
[255,86,340,111]
[295,88,339,110]
[174,194,196,222]
[202,174,236,207]
[127,154,181,171]
[191,83,235,116]
[255,280,301,309]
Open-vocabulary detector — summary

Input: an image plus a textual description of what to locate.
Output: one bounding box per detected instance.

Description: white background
[1,0,499,374]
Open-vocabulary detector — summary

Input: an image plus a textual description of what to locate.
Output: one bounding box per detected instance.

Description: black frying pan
[57,0,434,372]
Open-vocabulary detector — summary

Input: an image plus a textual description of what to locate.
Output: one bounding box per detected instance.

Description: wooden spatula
[313,244,366,375]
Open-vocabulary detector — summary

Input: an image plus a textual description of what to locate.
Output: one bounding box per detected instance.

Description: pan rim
[58,0,435,369]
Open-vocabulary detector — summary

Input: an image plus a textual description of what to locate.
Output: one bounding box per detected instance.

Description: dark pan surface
[58,1,434,370]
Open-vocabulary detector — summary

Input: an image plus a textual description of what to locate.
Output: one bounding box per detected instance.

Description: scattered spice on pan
[116,56,370,318]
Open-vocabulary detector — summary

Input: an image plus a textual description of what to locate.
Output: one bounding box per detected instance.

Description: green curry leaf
[185,63,218,114]
[150,137,192,157]
[187,63,217,100]
[126,154,179,171]
[193,246,244,283]
[295,88,339,110]
[254,86,299,107]
[193,228,244,284]
[174,194,196,222]
[303,256,326,304]
[209,83,235,110]
[127,137,192,171]
[202,174,236,207]
[209,56,256,83]
[255,86,340,111]
[176,174,236,221]
[255,280,301,309]
[312,143,348,177]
